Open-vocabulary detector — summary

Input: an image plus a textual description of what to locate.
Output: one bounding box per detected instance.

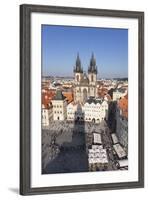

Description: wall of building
[88,73,97,86]
[67,100,108,123]
[42,109,49,126]
[52,100,67,120]
[83,101,108,123]
[42,107,53,126]
[116,108,128,153]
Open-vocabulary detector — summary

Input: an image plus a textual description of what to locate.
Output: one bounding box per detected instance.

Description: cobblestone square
[42,120,119,174]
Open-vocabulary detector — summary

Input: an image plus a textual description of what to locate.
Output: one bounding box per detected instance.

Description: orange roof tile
[63,91,74,103]
[42,89,56,108]
[118,95,128,119]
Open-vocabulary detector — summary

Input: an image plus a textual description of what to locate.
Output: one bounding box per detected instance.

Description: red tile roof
[42,89,56,108]
[118,94,128,119]
[63,91,74,103]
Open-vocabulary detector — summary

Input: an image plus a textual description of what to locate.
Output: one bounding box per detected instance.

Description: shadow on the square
[42,104,89,174]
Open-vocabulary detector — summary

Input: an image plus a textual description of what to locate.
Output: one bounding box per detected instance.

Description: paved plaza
[42,120,118,174]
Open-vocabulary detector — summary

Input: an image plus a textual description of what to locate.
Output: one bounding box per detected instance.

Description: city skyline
[42,25,128,78]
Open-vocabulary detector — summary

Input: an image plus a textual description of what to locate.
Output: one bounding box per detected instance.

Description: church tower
[88,53,97,97]
[73,53,83,85]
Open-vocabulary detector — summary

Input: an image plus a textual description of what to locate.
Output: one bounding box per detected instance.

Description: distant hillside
[113,77,128,81]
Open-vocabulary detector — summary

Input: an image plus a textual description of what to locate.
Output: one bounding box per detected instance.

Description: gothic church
[73,53,98,103]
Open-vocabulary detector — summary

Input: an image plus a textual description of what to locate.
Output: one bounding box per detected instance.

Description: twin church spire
[73,53,83,73]
[74,53,97,74]
[88,53,97,74]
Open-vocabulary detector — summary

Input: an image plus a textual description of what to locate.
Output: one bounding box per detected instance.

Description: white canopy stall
[118,159,128,167]
[113,144,127,159]
[111,133,119,144]
[88,146,108,166]
[93,132,102,145]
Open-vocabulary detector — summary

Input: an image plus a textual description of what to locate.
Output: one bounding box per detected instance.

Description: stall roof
[111,133,119,144]
[113,144,127,159]
[91,145,103,150]
[118,159,128,167]
[93,133,102,144]
[88,147,108,164]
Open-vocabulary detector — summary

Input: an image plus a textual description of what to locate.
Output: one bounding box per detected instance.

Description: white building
[67,97,108,123]
[93,132,102,145]
[113,143,127,159]
[51,90,67,121]
[67,102,84,121]
[42,103,53,127]
[113,88,127,101]
[83,97,108,123]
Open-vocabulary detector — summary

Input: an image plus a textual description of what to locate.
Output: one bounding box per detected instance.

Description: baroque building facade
[67,97,108,123]
[73,53,98,103]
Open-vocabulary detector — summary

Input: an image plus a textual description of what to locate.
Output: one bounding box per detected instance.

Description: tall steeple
[88,53,97,74]
[74,53,83,73]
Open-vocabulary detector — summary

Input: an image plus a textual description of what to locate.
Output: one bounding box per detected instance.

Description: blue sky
[42,25,128,78]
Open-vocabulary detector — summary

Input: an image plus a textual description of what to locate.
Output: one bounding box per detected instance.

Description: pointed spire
[74,53,83,73]
[88,52,97,74]
[76,53,81,68]
[92,52,94,59]
[90,52,96,67]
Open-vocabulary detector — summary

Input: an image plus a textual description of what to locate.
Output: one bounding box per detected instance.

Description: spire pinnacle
[74,53,83,73]
[88,53,97,74]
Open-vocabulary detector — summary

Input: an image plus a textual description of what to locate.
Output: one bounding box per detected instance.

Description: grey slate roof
[53,90,66,100]
[86,97,103,104]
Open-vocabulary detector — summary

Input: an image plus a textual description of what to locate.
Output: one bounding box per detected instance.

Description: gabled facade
[67,97,108,123]
[83,97,108,123]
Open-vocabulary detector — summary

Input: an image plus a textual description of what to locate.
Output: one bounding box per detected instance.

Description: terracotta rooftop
[118,94,128,119]
[63,91,74,103]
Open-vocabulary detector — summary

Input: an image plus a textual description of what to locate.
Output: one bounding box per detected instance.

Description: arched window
[76,75,79,82]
